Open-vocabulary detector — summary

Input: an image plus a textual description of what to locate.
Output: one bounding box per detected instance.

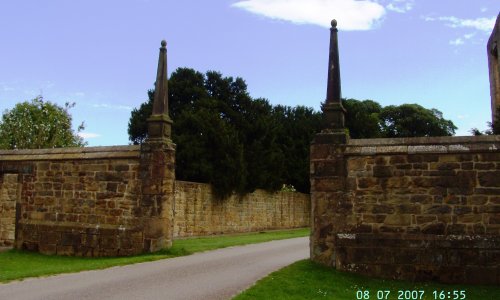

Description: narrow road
[0,237,308,300]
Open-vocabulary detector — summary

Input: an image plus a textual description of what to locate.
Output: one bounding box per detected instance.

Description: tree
[343,98,382,138]
[129,67,322,197]
[238,98,285,193]
[273,105,322,193]
[380,104,456,137]
[174,98,246,198]
[128,90,153,145]
[0,96,85,149]
[129,68,254,198]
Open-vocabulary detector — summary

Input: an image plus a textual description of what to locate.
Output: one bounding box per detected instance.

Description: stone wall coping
[0,145,140,161]
[336,232,500,241]
[348,135,500,146]
[18,219,141,231]
[175,180,311,196]
[345,135,500,155]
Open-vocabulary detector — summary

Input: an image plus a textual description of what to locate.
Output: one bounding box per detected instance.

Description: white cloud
[232,0,386,30]
[480,7,487,13]
[449,38,464,46]
[463,33,475,39]
[386,0,414,13]
[91,103,132,111]
[424,16,496,32]
[78,132,101,139]
[449,32,475,46]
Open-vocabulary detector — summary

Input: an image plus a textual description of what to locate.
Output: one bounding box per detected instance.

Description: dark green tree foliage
[380,104,456,137]
[128,68,306,198]
[273,105,322,193]
[237,98,285,193]
[128,90,153,145]
[0,96,85,149]
[343,99,382,138]
[174,98,245,199]
[169,68,207,119]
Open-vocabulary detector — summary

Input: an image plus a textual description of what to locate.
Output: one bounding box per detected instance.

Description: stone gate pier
[0,41,176,256]
[310,20,500,284]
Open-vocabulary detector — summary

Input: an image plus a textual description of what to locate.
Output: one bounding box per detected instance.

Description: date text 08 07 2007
[355,290,467,300]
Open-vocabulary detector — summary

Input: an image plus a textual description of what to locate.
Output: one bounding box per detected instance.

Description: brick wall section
[311,135,500,284]
[174,181,310,237]
[0,145,175,256]
[0,174,18,246]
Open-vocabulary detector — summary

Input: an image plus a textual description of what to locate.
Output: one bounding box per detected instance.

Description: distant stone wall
[0,174,18,247]
[174,181,310,237]
[311,135,500,284]
[0,144,176,256]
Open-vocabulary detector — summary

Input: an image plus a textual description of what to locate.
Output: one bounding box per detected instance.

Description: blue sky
[0,0,498,146]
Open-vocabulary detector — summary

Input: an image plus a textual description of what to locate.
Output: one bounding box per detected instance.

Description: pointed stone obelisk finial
[322,19,346,139]
[326,19,342,105]
[147,40,173,140]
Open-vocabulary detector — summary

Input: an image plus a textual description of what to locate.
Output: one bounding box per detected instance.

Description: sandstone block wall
[311,135,500,284]
[0,174,18,247]
[0,146,308,255]
[0,144,176,256]
[174,181,310,237]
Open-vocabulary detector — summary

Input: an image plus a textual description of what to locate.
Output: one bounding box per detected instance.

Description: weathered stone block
[372,204,394,214]
[478,171,500,187]
[458,214,483,223]
[373,166,392,177]
[487,214,500,224]
[314,177,345,191]
[95,172,123,182]
[478,153,500,162]
[384,214,411,226]
[378,225,405,233]
[422,222,446,234]
[396,204,421,214]
[314,160,346,177]
[454,206,472,215]
[475,188,500,195]
[462,162,473,170]
[389,155,407,164]
[475,162,495,170]
[446,224,466,235]
[362,214,386,223]
[374,156,388,165]
[410,194,432,204]
[347,158,367,171]
[357,177,378,189]
[424,205,452,214]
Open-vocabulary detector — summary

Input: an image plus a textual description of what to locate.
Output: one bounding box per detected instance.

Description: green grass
[0,228,309,283]
[234,260,500,300]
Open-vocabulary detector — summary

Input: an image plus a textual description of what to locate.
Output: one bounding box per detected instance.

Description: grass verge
[234,260,500,300]
[0,228,309,283]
